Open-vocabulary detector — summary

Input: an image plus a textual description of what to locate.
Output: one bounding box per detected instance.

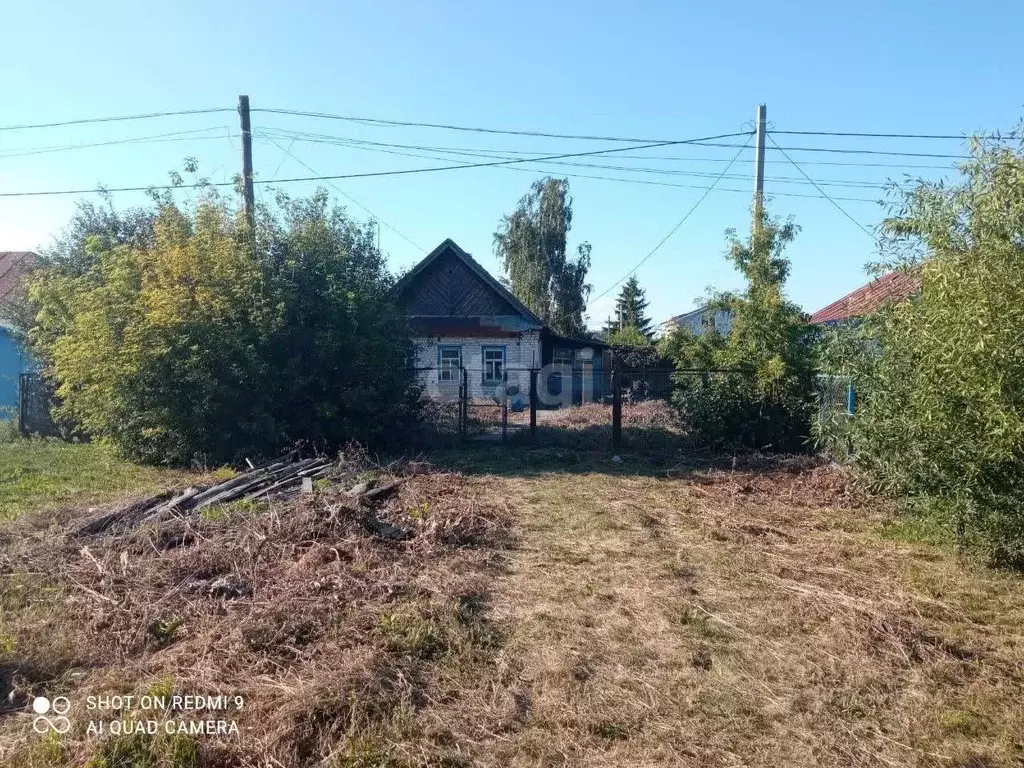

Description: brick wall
[411,331,541,402]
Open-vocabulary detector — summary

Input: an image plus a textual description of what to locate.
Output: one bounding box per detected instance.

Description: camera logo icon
[32,696,71,734]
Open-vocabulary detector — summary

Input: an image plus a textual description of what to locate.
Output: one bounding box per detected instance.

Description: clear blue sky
[2,0,1022,327]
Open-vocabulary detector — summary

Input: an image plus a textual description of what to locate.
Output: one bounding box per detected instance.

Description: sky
[1,0,1022,329]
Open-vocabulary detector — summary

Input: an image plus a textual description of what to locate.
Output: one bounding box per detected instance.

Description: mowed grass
[0,439,206,522]
[433,448,1024,767]
[2,442,1022,766]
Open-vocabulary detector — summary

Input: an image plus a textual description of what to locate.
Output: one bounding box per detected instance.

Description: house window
[438,345,462,381]
[482,346,505,382]
[552,347,573,368]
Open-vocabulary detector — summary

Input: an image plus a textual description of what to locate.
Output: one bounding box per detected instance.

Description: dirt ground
[2,448,1023,767]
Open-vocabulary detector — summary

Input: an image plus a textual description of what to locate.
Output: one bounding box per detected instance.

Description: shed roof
[810,270,921,324]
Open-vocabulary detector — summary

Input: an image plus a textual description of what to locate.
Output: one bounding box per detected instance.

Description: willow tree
[493,177,592,337]
[824,133,1024,563]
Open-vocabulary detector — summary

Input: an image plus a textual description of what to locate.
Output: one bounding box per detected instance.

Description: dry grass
[445,452,1024,767]
[2,447,1023,767]
[532,402,686,453]
[0,458,513,767]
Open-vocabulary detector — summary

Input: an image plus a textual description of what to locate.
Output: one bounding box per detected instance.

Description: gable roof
[0,251,37,306]
[810,269,921,324]
[395,238,544,326]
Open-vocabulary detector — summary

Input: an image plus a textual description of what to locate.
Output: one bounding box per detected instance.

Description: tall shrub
[660,211,816,451]
[30,192,417,464]
[824,136,1024,562]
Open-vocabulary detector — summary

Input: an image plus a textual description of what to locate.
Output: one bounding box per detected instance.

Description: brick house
[395,239,609,405]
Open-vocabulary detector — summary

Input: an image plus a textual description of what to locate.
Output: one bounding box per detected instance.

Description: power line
[261,136,426,253]
[767,134,878,243]
[260,126,958,169]
[588,138,753,307]
[0,131,754,198]
[770,129,1012,141]
[256,129,887,199]
[764,142,968,159]
[254,107,683,144]
[0,126,234,159]
[0,107,235,133]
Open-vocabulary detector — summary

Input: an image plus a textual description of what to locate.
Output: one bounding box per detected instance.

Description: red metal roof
[0,251,37,306]
[810,269,921,324]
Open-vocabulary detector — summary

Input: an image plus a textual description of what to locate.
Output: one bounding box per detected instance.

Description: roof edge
[395,239,545,327]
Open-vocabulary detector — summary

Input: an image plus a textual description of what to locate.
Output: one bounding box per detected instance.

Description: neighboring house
[395,239,609,405]
[810,270,921,326]
[0,251,38,412]
[660,305,734,338]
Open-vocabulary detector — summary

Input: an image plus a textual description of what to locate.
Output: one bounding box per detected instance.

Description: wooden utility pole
[238,95,255,232]
[753,103,767,225]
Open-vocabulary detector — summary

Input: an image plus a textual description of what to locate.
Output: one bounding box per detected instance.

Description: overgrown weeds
[0,455,512,766]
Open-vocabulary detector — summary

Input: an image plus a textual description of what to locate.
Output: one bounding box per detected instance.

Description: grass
[0,439,217,522]
[2,443,1023,766]
[432,447,1024,767]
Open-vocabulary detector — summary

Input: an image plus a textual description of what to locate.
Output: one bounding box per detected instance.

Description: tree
[493,177,592,337]
[29,190,418,465]
[606,324,650,348]
[662,210,815,451]
[602,276,653,338]
[819,133,1024,563]
[0,196,157,339]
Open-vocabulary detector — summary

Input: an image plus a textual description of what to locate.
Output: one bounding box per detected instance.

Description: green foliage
[661,212,815,452]
[493,177,592,337]
[28,188,419,465]
[606,324,650,349]
[0,440,194,521]
[86,731,199,768]
[819,135,1024,563]
[602,276,653,338]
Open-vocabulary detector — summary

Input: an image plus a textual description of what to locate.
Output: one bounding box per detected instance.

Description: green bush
[660,211,816,452]
[819,134,1024,564]
[28,190,419,465]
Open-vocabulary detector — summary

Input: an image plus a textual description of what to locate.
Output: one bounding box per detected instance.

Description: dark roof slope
[810,270,921,324]
[0,251,38,305]
[395,238,544,326]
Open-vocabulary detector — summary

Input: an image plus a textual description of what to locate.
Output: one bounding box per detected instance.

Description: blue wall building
[0,325,31,414]
[0,252,38,416]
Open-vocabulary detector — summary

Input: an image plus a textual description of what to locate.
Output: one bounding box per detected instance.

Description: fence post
[460,367,468,443]
[18,374,27,436]
[501,368,508,444]
[529,368,538,439]
[611,369,622,453]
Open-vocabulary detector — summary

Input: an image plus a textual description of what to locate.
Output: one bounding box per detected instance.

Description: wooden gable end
[401,249,520,317]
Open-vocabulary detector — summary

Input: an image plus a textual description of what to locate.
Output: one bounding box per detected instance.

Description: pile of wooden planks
[75,455,335,537]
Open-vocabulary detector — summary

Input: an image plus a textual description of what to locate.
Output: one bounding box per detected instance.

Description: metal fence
[18,373,60,437]
[816,374,856,425]
[411,365,697,450]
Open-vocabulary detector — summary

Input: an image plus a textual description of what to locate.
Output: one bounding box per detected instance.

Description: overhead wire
[252,129,882,203]
[0,107,236,133]
[253,107,680,144]
[770,129,1013,141]
[587,137,753,307]
[256,126,959,170]
[261,135,427,253]
[0,130,754,198]
[0,126,234,159]
[256,127,893,190]
[767,133,878,243]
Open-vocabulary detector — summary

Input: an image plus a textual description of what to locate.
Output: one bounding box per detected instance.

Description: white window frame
[438,345,462,382]
[482,346,505,383]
